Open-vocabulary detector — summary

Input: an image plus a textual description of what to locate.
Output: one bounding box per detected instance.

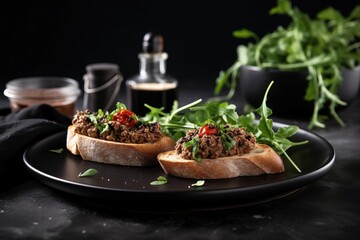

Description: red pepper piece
[112,109,137,127]
[198,124,217,137]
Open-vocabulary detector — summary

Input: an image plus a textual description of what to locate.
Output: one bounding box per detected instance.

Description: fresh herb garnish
[86,102,137,134]
[142,100,241,142]
[214,0,360,129]
[191,180,205,187]
[143,81,307,172]
[184,137,201,161]
[255,81,307,172]
[49,148,64,154]
[142,99,201,140]
[87,109,109,134]
[220,130,236,153]
[78,168,98,177]
[184,123,237,161]
[150,176,168,185]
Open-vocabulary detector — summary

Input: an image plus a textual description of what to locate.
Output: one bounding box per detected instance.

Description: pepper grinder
[125,32,178,116]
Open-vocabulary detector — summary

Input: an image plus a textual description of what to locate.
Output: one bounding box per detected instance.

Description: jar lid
[3,77,81,100]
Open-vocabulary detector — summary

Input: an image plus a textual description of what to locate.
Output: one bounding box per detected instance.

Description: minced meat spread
[71,110,164,144]
[175,124,256,160]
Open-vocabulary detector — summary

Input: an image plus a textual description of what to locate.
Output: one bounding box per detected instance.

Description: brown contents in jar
[4,77,81,119]
[9,101,76,118]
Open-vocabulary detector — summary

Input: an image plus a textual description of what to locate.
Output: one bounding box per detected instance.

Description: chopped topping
[198,124,217,137]
[71,103,164,144]
[175,124,256,161]
[112,109,138,127]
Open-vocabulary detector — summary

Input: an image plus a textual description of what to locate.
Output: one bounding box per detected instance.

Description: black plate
[23,122,335,212]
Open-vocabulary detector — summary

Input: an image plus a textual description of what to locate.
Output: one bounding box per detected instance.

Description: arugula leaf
[269,0,292,15]
[349,6,360,20]
[255,81,307,172]
[233,29,259,41]
[238,112,262,138]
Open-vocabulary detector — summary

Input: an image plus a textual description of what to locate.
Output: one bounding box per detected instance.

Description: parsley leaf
[150,176,168,185]
[78,168,98,177]
[49,148,64,154]
[191,180,205,187]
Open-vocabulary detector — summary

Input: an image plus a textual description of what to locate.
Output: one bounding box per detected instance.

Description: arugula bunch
[143,81,307,172]
[214,0,360,129]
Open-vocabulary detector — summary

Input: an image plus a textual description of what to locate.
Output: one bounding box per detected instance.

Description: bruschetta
[157,123,284,179]
[66,102,174,166]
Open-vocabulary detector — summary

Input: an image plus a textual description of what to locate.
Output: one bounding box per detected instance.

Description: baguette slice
[66,125,175,166]
[157,144,284,179]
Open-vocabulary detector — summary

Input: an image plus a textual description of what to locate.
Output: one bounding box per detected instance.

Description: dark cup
[83,63,122,112]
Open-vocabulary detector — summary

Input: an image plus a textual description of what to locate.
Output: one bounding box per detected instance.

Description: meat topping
[71,110,164,144]
[175,124,256,160]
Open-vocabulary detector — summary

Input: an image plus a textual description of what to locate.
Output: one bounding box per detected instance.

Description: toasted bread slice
[157,144,284,179]
[66,125,175,166]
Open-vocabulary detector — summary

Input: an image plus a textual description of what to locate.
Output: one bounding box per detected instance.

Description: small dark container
[239,65,360,118]
[83,63,122,112]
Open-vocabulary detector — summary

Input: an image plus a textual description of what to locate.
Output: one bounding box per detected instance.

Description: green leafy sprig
[214,0,360,129]
[255,81,307,172]
[143,81,307,172]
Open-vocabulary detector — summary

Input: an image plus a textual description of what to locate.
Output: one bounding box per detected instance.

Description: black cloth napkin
[0,104,71,190]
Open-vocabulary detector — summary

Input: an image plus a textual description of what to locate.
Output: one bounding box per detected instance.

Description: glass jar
[3,76,81,118]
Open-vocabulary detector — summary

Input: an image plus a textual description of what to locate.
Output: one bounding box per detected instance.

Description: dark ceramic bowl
[238,65,360,118]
